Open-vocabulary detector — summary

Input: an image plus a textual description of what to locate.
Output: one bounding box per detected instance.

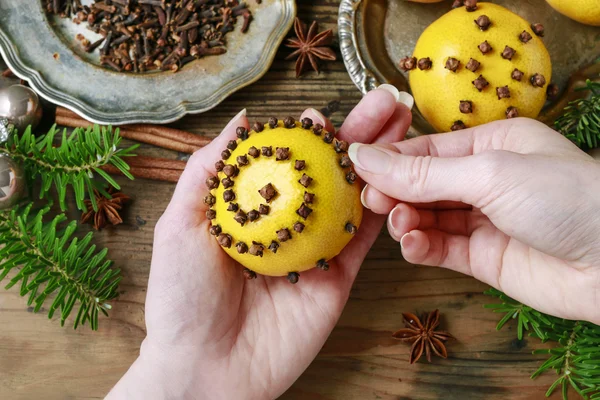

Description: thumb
[348,143,515,208]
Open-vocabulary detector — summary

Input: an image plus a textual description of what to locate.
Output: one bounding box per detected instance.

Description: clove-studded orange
[407,2,552,132]
[206,117,363,282]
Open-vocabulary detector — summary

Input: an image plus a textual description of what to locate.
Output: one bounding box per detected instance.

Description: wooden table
[0,1,562,399]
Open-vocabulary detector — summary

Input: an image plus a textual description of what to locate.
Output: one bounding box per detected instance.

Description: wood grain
[0,1,565,399]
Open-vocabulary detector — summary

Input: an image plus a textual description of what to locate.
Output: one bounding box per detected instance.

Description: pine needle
[556,79,600,149]
[0,203,121,330]
[485,288,600,399]
[1,124,138,211]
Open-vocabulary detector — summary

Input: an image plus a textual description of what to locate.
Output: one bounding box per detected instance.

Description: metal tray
[0,0,296,125]
[339,0,600,134]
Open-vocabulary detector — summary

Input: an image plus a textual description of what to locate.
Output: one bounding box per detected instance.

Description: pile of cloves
[399,0,553,132]
[203,116,359,284]
[44,0,255,73]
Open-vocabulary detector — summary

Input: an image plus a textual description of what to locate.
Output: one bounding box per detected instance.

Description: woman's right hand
[348,118,600,324]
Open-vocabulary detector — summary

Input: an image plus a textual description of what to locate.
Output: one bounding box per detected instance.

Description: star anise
[81,187,130,230]
[285,18,336,78]
[392,309,453,364]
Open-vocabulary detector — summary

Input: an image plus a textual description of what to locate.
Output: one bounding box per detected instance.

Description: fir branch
[485,288,600,399]
[555,79,600,149]
[0,202,121,330]
[2,125,138,211]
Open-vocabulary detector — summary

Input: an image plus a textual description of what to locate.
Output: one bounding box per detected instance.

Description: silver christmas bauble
[0,84,43,137]
[0,153,25,210]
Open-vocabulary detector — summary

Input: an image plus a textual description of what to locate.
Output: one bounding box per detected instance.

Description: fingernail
[400,232,413,250]
[307,108,327,126]
[387,206,401,240]
[223,108,247,131]
[377,84,400,101]
[360,185,370,209]
[397,91,414,110]
[348,143,391,174]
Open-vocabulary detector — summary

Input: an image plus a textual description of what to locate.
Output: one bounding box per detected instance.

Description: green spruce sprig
[555,79,600,149]
[2,125,138,211]
[485,288,600,399]
[0,203,121,330]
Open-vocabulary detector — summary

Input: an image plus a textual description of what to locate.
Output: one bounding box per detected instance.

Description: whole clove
[304,192,315,204]
[218,233,232,248]
[466,58,480,73]
[452,0,464,9]
[234,210,248,226]
[259,183,277,202]
[249,243,265,257]
[236,127,249,140]
[243,268,256,278]
[418,57,432,70]
[301,118,313,129]
[335,140,349,153]
[237,155,249,166]
[268,117,278,129]
[475,15,491,31]
[472,75,489,92]
[204,194,216,206]
[316,259,329,271]
[221,149,231,160]
[227,203,239,212]
[209,225,222,236]
[262,146,273,157]
[459,100,473,114]
[445,57,460,72]
[223,164,237,177]
[259,204,270,215]
[253,122,265,132]
[505,106,519,119]
[501,46,516,60]
[511,68,525,81]
[323,132,334,144]
[222,177,234,188]
[399,56,417,72]
[496,86,511,99]
[284,116,296,129]
[223,189,236,202]
[287,272,300,284]
[299,174,313,188]
[464,0,478,11]
[531,23,545,37]
[519,30,533,43]
[451,121,467,131]
[277,228,291,242]
[547,83,559,99]
[248,210,260,221]
[345,223,358,234]
[44,0,257,73]
[295,160,306,171]
[340,155,352,168]
[276,147,290,161]
[294,222,305,233]
[530,73,546,88]
[206,209,216,220]
[227,140,238,151]
[478,41,492,54]
[206,176,219,189]
[248,147,260,158]
[268,241,280,253]
[346,171,357,184]
[313,124,323,136]
[296,203,313,219]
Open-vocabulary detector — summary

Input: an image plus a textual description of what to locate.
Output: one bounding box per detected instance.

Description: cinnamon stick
[101,164,182,183]
[127,156,187,171]
[55,115,201,154]
[55,106,211,147]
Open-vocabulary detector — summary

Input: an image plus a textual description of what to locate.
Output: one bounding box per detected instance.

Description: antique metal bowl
[339,0,600,134]
[0,0,296,125]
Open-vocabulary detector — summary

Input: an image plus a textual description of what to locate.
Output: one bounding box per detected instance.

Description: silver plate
[0,0,296,125]
[339,0,600,134]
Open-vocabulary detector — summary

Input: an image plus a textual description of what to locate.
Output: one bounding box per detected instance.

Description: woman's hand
[106,85,414,400]
[349,118,600,324]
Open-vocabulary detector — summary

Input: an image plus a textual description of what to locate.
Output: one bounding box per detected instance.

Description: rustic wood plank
[0,1,566,399]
